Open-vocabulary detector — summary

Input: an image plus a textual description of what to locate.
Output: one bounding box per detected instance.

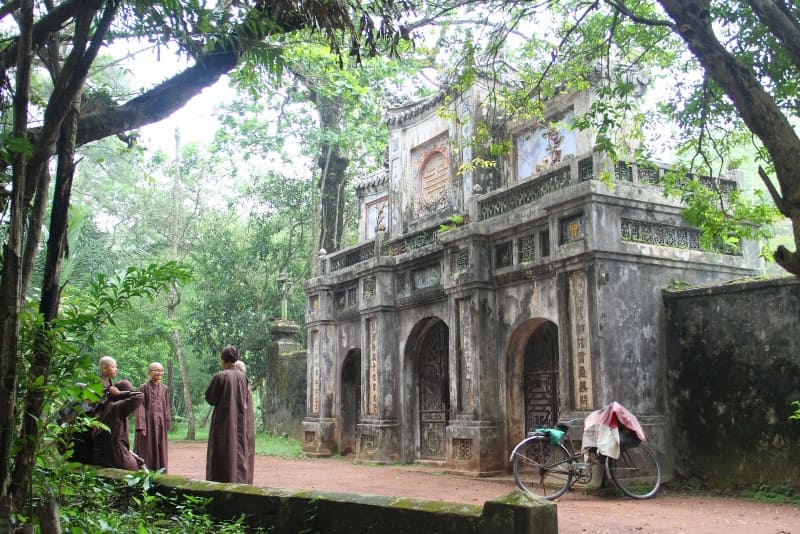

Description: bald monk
[92,380,144,470]
[205,345,254,483]
[69,355,121,464]
[134,361,172,471]
[98,355,118,394]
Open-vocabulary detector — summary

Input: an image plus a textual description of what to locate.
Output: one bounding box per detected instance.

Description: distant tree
[0,1,412,525]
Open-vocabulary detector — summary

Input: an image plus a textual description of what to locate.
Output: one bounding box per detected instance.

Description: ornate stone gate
[301,79,761,476]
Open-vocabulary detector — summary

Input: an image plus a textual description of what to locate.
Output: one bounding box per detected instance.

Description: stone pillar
[302,286,338,456]
[442,237,504,475]
[445,287,504,475]
[264,319,305,439]
[355,267,401,463]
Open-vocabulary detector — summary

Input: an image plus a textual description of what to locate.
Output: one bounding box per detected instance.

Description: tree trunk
[170,327,195,440]
[11,91,81,516]
[0,1,33,526]
[37,496,61,534]
[312,92,349,254]
[170,130,196,441]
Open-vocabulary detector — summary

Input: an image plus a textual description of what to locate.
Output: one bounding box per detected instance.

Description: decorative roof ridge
[354,169,388,191]
[384,91,447,126]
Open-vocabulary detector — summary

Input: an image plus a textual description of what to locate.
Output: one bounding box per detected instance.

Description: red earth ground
[168,440,799,533]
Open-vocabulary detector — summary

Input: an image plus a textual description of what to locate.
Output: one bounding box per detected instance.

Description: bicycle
[509,419,661,500]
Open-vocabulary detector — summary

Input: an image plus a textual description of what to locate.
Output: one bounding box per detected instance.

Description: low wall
[101,469,557,533]
[663,275,800,490]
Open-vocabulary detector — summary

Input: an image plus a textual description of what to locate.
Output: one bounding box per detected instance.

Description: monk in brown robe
[233,360,256,480]
[205,346,254,483]
[92,380,144,470]
[134,361,172,471]
[69,355,121,464]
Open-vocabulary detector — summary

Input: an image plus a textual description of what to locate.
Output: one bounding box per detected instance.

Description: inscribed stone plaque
[367,318,378,415]
[310,330,320,414]
[457,298,473,412]
[568,271,593,410]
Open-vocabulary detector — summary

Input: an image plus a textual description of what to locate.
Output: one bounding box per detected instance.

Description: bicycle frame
[510,420,661,499]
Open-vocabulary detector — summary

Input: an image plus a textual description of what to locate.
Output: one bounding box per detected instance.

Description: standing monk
[232,360,256,479]
[91,380,144,470]
[205,346,254,483]
[134,361,172,472]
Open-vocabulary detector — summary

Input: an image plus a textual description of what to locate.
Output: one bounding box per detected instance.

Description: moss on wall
[664,276,800,490]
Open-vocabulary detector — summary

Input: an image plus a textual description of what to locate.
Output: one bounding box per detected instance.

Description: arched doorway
[523,321,559,432]
[506,318,560,452]
[418,321,449,460]
[340,349,361,455]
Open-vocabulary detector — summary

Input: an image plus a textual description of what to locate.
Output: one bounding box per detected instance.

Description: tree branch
[605,0,674,28]
[758,165,788,215]
[748,0,800,71]
[0,0,103,72]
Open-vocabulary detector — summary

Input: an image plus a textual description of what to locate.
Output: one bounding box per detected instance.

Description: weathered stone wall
[100,468,558,534]
[664,276,800,490]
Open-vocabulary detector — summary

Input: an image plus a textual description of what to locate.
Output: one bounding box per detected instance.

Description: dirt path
[168,441,799,533]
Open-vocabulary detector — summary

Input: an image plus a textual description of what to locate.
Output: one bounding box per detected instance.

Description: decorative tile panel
[495,241,513,269]
[396,287,447,308]
[413,264,441,289]
[578,157,594,181]
[451,248,469,273]
[383,226,439,256]
[615,161,633,182]
[638,166,660,185]
[362,276,376,299]
[518,235,536,263]
[360,432,377,452]
[560,215,585,244]
[453,438,473,460]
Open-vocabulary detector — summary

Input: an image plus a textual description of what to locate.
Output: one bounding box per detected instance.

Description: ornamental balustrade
[478,153,739,223]
[328,241,375,273]
[479,163,576,221]
[620,219,740,255]
[382,226,440,257]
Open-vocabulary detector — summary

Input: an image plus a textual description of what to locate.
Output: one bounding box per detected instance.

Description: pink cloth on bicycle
[582,402,646,459]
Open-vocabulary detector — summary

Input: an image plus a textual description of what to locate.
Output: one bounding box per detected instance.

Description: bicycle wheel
[605,442,661,499]
[511,435,572,499]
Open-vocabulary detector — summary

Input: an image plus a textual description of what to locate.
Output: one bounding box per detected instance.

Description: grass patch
[168,422,304,458]
[742,484,800,505]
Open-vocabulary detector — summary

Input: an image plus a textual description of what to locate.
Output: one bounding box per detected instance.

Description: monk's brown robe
[205,368,254,483]
[91,390,144,470]
[134,381,172,471]
[241,373,256,480]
